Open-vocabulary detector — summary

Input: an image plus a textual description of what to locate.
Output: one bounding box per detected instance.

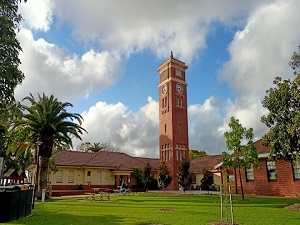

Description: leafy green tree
[261,47,300,162]
[132,163,152,191]
[189,149,207,160]
[0,0,26,176]
[177,159,193,193]
[5,126,33,171]
[200,170,214,194]
[0,122,32,177]
[0,0,26,108]
[222,117,258,200]
[13,93,86,198]
[290,45,300,76]
[157,161,172,189]
[131,168,143,186]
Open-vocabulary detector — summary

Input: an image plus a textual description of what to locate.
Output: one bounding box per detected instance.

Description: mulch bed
[284,203,300,211]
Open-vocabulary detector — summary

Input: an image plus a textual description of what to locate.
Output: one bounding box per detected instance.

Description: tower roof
[157,54,188,73]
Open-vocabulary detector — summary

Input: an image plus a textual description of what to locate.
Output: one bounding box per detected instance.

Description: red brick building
[157,53,189,190]
[219,139,300,197]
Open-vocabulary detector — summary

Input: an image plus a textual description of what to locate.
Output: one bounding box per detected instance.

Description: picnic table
[85,188,111,201]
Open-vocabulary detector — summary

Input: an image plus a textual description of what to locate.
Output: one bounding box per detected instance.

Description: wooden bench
[113,189,121,195]
[85,193,95,200]
[99,192,111,201]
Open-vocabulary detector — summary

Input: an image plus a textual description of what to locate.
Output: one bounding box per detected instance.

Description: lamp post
[32,141,42,209]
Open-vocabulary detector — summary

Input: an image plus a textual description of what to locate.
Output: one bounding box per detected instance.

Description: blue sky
[15,0,300,157]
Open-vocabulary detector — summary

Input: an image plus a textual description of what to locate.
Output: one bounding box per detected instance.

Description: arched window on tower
[179,123,182,134]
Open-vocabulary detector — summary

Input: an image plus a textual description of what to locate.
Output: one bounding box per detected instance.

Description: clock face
[162,84,168,94]
[176,83,183,94]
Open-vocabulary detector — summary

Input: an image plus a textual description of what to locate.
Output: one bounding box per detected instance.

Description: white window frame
[68,171,74,183]
[56,171,63,183]
[97,171,102,184]
[105,171,109,180]
[267,161,277,180]
[246,164,254,181]
[292,161,300,180]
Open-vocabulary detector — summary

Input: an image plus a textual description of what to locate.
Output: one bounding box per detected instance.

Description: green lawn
[4,193,300,225]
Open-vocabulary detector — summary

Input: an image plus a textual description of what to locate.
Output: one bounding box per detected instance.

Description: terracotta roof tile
[134,157,160,170]
[254,139,271,155]
[53,150,160,171]
[190,155,222,173]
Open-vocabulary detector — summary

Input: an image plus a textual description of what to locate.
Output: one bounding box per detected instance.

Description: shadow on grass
[9,211,124,225]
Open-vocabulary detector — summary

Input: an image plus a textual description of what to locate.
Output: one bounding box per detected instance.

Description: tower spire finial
[171,51,173,58]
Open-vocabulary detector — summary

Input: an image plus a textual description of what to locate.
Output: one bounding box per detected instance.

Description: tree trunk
[238,165,244,200]
[37,156,49,199]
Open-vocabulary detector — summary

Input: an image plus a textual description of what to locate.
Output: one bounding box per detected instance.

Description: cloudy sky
[15,0,300,158]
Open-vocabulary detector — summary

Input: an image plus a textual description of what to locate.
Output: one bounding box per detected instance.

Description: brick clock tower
[157,52,189,190]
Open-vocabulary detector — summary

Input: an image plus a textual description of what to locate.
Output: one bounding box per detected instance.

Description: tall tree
[132,163,152,191]
[13,93,86,198]
[189,149,207,160]
[261,47,300,162]
[0,0,26,176]
[0,0,26,108]
[157,161,172,189]
[177,159,193,193]
[222,117,258,200]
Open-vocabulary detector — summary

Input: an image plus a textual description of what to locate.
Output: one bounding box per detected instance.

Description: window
[177,96,183,107]
[267,161,277,180]
[87,171,91,183]
[246,164,254,181]
[56,171,63,183]
[68,171,74,183]
[105,171,109,180]
[162,70,167,78]
[176,68,182,77]
[228,175,235,182]
[292,161,300,179]
[97,171,102,184]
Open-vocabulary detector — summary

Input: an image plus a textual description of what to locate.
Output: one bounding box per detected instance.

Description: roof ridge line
[83,151,103,166]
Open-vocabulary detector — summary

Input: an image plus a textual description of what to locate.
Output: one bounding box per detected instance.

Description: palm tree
[13,93,86,198]
[87,142,104,152]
